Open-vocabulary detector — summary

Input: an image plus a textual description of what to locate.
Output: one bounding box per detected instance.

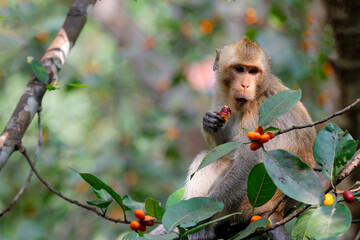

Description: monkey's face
[221,64,262,112]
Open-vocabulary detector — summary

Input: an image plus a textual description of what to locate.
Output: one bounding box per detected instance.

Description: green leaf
[0,16,3,19]
[123,194,145,212]
[118,231,142,240]
[166,187,185,209]
[162,197,223,232]
[307,204,352,240]
[87,200,112,209]
[79,173,125,209]
[143,233,178,240]
[313,123,358,183]
[145,197,165,221]
[291,208,316,240]
[45,85,57,91]
[182,212,242,238]
[264,150,324,205]
[264,126,281,133]
[66,83,89,88]
[232,218,270,240]
[92,188,112,201]
[247,163,277,207]
[27,56,49,84]
[258,90,301,126]
[190,142,242,179]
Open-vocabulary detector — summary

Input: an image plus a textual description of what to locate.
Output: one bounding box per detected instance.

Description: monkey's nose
[235,97,247,104]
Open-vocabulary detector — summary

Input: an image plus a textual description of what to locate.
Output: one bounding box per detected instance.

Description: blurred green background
[0,0,354,239]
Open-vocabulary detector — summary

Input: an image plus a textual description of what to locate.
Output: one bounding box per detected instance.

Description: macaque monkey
[183,36,316,239]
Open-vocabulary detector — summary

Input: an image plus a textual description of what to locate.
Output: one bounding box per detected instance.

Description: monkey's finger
[204,112,226,123]
[203,122,222,132]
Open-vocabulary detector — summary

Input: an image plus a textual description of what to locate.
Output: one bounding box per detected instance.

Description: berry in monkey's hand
[217,105,233,123]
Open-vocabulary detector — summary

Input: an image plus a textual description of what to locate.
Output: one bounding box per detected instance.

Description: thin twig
[352,219,360,223]
[278,98,360,135]
[19,145,129,224]
[0,110,42,217]
[265,195,287,219]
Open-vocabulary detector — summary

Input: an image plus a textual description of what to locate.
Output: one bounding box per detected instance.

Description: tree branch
[0,0,97,171]
[278,98,360,136]
[19,144,129,224]
[0,110,42,217]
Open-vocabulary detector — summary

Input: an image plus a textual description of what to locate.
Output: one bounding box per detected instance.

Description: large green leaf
[143,233,178,240]
[145,198,165,220]
[162,197,223,232]
[247,163,277,207]
[232,217,270,240]
[166,187,185,209]
[307,204,351,240]
[27,56,49,84]
[264,150,323,205]
[313,123,358,183]
[258,89,301,126]
[291,208,316,240]
[190,142,242,179]
[123,194,145,212]
[79,173,125,209]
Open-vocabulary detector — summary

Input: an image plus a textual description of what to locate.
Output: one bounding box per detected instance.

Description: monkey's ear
[213,48,221,71]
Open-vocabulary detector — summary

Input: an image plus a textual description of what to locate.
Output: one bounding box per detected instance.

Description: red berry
[138,224,146,232]
[343,190,354,203]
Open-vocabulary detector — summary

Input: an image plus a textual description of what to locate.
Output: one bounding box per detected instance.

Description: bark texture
[323,0,360,139]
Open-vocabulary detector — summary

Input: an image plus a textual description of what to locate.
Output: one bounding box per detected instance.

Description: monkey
[182,36,316,239]
[150,36,316,239]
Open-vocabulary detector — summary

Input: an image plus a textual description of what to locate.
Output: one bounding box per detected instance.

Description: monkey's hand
[203,111,226,133]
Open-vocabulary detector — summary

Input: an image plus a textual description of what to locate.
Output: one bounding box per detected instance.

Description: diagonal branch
[0,110,42,217]
[0,0,98,171]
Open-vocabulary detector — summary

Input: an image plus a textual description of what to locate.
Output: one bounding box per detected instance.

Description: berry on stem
[250,141,262,151]
[259,133,270,143]
[250,215,262,223]
[324,193,334,205]
[343,190,354,203]
[144,215,155,226]
[134,209,146,221]
[138,224,147,232]
[130,221,141,231]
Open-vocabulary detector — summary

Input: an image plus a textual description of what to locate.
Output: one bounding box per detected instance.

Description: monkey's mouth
[235,97,248,104]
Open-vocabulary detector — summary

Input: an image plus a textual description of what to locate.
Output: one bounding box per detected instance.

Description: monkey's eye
[234,65,244,73]
[249,68,259,75]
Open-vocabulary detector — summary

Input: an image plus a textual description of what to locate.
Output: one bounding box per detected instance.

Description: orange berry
[268,132,274,139]
[134,209,145,221]
[266,218,272,228]
[259,133,270,143]
[247,131,256,140]
[250,215,262,223]
[253,132,261,141]
[130,221,141,231]
[324,193,334,205]
[138,224,147,232]
[144,215,155,226]
[250,141,262,151]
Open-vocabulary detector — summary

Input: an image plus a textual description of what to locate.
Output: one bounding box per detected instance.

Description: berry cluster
[217,105,233,123]
[247,126,274,151]
[130,209,155,232]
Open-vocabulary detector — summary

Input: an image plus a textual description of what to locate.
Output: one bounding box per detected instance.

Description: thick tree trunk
[323,0,360,139]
